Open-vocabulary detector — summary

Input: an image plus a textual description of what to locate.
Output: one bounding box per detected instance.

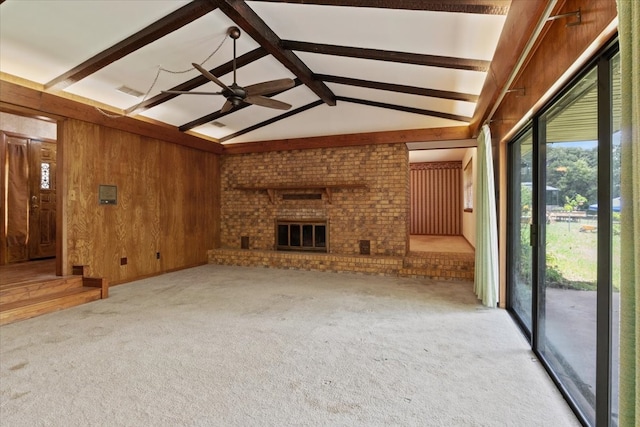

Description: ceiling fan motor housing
[228,26,241,39]
[224,83,247,105]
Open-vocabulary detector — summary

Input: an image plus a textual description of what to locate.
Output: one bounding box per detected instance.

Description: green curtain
[474,124,499,307]
[617,1,640,426]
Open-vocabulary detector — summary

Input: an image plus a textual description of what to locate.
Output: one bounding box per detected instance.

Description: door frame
[0,108,62,272]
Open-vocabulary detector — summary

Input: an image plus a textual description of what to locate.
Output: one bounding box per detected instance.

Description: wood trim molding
[0,80,224,154]
[235,183,367,204]
[223,125,471,154]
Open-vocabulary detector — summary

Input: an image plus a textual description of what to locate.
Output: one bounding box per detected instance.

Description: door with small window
[28,139,56,259]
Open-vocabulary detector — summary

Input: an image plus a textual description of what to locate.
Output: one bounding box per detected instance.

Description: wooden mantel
[234,183,368,204]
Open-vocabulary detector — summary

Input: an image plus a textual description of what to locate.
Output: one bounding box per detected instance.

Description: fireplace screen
[277,221,327,252]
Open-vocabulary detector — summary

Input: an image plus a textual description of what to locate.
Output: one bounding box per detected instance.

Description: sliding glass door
[507,45,620,427]
[539,65,599,422]
[508,130,534,333]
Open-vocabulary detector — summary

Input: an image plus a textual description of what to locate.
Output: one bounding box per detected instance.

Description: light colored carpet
[0,265,578,426]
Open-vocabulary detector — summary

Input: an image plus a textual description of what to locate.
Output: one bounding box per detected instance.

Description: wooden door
[3,134,30,263]
[28,140,56,259]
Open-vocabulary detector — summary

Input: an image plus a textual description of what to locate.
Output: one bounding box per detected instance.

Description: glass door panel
[540,66,599,424]
[510,130,534,332]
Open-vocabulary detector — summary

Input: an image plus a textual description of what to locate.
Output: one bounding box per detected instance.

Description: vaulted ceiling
[1,0,524,150]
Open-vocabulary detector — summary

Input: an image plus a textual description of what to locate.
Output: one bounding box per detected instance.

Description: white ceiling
[409,148,469,163]
[0,1,510,147]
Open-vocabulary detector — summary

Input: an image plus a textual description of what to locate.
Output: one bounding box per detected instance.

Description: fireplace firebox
[276,220,327,252]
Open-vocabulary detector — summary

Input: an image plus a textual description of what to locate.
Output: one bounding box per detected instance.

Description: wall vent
[282,193,322,200]
[210,121,226,128]
[359,240,370,255]
[116,85,144,98]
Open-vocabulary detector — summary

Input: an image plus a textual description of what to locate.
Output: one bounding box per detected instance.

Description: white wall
[462,147,477,248]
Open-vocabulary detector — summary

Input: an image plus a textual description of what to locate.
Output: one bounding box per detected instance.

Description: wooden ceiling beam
[126,47,268,114]
[317,74,478,103]
[209,0,336,106]
[247,0,510,15]
[219,99,324,143]
[282,40,489,72]
[223,125,472,154]
[336,96,471,123]
[44,0,217,91]
[179,78,303,131]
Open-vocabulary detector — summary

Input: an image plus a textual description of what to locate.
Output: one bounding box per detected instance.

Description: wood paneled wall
[59,119,219,284]
[491,0,618,143]
[410,162,461,235]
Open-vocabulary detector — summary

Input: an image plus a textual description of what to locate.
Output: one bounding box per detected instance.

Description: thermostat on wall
[99,185,117,205]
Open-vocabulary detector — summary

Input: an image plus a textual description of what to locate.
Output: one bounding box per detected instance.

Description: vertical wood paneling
[160,143,219,272]
[60,118,220,284]
[410,162,462,235]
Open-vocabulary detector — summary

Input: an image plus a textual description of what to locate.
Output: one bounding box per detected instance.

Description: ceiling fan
[163,27,294,113]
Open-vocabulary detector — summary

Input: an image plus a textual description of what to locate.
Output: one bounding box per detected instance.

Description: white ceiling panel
[140,55,300,126]
[64,10,258,109]
[410,148,469,163]
[296,52,487,95]
[247,2,506,60]
[326,84,476,118]
[140,80,226,126]
[224,102,466,144]
[0,0,189,84]
[191,85,319,140]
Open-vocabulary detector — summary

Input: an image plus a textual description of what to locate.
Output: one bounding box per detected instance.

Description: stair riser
[0,278,84,305]
[0,289,102,326]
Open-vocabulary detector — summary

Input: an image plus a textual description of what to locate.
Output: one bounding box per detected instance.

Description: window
[41,163,50,189]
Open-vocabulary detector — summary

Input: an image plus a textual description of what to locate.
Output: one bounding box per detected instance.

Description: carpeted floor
[0,265,578,426]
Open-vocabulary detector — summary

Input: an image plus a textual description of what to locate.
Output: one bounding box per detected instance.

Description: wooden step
[0,276,84,305]
[0,287,102,325]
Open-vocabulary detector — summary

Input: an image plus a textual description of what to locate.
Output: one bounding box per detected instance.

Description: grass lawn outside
[545,219,621,291]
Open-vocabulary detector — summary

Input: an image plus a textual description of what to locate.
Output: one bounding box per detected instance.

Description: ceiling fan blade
[220,100,235,113]
[161,90,223,95]
[245,96,291,110]
[245,78,295,97]
[192,63,231,92]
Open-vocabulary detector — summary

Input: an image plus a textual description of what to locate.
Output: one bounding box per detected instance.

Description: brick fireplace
[210,143,456,277]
